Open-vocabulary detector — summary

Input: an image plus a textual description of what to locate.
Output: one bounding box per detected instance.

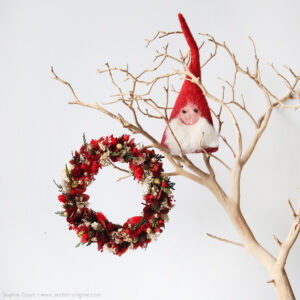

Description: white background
[0,0,299,299]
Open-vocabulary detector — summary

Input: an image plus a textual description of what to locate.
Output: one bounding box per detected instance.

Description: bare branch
[51,67,80,103]
[273,199,300,273]
[198,33,218,68]
[288,199,297,218]
[116,174,131,182]
[162,172,180,177]
[109,161,129,174]
[206,233,244,247]
[273,234,282,247]
[249,36,260,80]
[209,153,231,172]
[53,27,300,299]
[220,135,236,157]
[227,99,258,128]
[269,63,293,90]
[145,30,182,47]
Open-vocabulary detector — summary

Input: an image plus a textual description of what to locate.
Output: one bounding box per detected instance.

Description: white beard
[164,117,219,155]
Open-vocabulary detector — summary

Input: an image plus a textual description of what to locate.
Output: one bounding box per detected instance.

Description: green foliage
[134,218,147,230]
[110,152,120,157]
[65,165,72,181]
[155,154,165,161]
[167,181,176,190]
[152,219,158,228]
[83,133,87,151]
[53,179,63,192]
[55,211,65,217]
[75,242,82,248]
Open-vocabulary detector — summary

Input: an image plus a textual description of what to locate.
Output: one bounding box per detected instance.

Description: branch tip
[288,199,297,218]
[267,280,275,284]
[273,234,282,247]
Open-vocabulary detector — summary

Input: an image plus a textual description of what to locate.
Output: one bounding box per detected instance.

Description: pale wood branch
[116,174,131,182]
[209,153,231,172]
[273,234,282,247]
[274,199,300,271]
[206,232,244,247]
[288,199,297,218]
[52,28,300,300]
[145,30,182,47]
[109,161,129,174]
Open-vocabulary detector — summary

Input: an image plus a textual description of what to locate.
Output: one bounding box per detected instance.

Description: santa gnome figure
[161,13,219,155]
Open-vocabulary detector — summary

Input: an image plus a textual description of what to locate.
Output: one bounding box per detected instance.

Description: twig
[109,161,129,174]
[209,154,231,172]
[51,67,80,103]
[145,30,182,47]
[116,174,131,182]
[273,199,300,271]
[288,199,297,218]
[273,234,282,247]
[206,233,244,247]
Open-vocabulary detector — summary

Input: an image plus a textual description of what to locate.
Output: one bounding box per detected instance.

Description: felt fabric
[163,117,219,155]
[161,13,218,154]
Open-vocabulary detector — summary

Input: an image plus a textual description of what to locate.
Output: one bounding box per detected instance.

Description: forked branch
[52,30,299,300]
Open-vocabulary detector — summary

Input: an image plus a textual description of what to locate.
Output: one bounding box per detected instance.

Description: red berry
[70,190,76,196]
[82,194,90,202]
[162,181,167,188]
[111,137,118,145]
[133,165,144,181]
[158,219,164,225]
[125,228,130,235]
[91,165,99,174]
[75,188,85,195]
[123,134,130,142]
[72,166,83,178]
[92,142,100,150]
[81,233,89,243]
[58,194,67,203]
[81,163,88,171]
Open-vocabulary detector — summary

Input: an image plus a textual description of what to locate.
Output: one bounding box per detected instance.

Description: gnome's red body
[161,14,218,155]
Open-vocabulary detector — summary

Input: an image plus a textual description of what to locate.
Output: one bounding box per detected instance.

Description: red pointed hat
[168,13,213,124]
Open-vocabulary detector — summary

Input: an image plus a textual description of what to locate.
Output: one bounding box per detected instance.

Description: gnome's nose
[179,105,201,125]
